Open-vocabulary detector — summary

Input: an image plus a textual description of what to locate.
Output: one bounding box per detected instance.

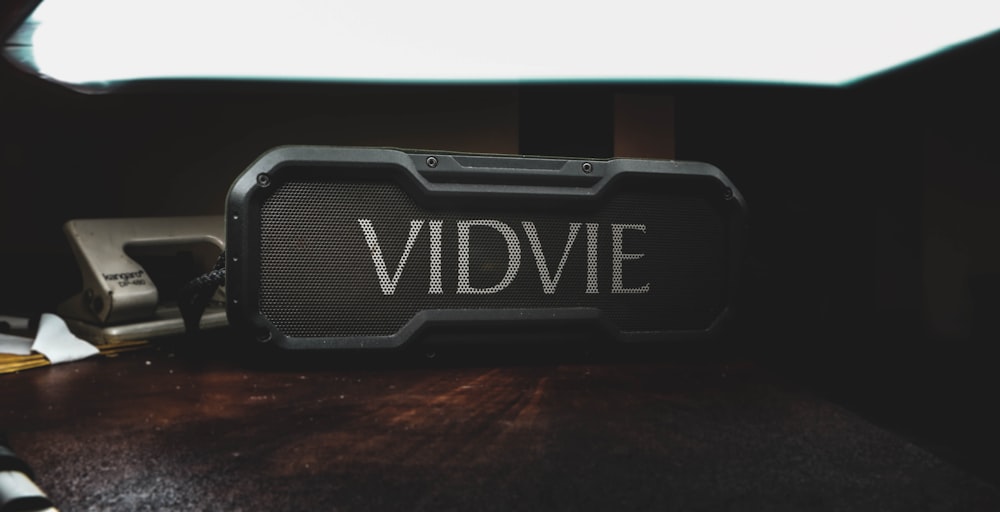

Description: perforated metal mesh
[259,178,726,337]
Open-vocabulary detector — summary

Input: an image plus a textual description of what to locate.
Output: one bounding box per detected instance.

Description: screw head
[426,156,439,168]
[723,187,734,200]
[256,328,272,343]
[582,162,593,174]
[256,173,271,187]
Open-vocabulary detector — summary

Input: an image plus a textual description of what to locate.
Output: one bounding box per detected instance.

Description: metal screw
[582,162,593,174]
[256,173,271,187]
[723,187,734,200]
[256,328,272,343]
[426,156,439,168]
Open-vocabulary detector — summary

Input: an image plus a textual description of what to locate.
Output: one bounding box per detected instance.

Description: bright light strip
[14,0,1000,86]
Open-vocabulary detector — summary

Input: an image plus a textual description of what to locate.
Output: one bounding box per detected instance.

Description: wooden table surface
[2,340,998,511]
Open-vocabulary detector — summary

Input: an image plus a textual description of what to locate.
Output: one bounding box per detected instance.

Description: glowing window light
[6,0,1000,88]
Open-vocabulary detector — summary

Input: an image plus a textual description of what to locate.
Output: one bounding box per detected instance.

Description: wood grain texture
[1,343,998,511]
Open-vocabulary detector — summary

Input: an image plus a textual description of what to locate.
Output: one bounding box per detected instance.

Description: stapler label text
[102,270,148,287]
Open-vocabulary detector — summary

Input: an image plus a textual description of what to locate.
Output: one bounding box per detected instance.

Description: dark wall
[669,33,1000,353]
[675,84,925,356]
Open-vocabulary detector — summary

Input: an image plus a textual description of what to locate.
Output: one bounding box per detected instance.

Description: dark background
[2,3,1000,489]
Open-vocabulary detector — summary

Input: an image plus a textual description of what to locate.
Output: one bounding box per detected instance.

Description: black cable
[178,251,226,334]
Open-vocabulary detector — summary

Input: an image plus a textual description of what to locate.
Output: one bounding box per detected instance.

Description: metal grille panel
[259,178,726,337]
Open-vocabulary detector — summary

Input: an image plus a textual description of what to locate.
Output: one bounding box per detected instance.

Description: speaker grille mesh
[259,178,726,338]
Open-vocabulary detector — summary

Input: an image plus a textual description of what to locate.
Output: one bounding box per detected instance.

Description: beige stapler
[57,217,227,344]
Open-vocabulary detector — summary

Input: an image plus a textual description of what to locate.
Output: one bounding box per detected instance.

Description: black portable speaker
[226,146,745,349]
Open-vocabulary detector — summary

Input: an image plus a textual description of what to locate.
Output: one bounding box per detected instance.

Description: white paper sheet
[30,313,99,364]
[0,333,34,356]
